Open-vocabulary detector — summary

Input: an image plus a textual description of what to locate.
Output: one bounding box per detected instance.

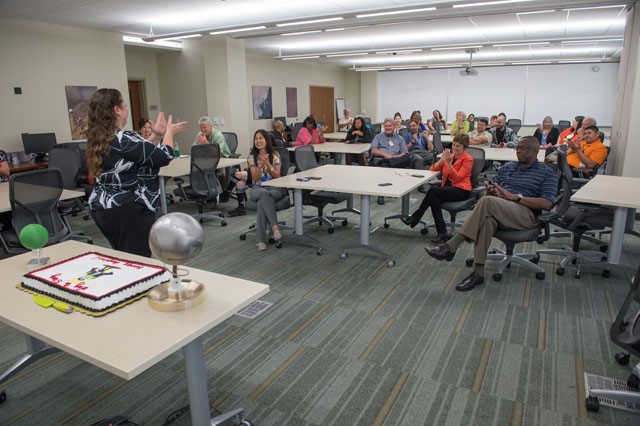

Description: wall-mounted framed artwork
[286,87,297,118]
[65,85,97,140]
[252,85,273,120]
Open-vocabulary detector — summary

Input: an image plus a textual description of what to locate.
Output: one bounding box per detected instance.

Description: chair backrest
[362,117,372,125]
[275,147,291,177]
[468,120,475,132]
[554,150,574,216]
[372,123,382,135]
[221,132,239,155]
[294,145,318,172]
[507,118,522,133]
[9,168,69,243]
[465,147,485,188]
[291,123,303,142]
[274,116,287,126]
[432,132,444,155]
[48,145,81,189]
[190,144,221,197]
[557,120,571,133]
[398,128,408,137]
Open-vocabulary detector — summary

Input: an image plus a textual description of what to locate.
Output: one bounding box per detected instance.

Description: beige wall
[124,47,162,121]
[0,18,128,152]
[360,72,378,121]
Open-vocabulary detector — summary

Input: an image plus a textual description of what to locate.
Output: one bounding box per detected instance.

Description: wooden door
[127,80,145,130]
[310,86,335,133]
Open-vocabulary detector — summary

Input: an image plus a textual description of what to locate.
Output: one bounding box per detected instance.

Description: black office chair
[557,120,571,133]
[372,123,382,135]
[507,118,522,134]
[362,117,372,125]
[48,145,84,214]
[585,264,640,412]
[418,147,486,236]
[294,145,350,233]
[398,128,408,137]
[172,144,226,226]
[0,169,90,255]
[290,123,303,142]
[221,132,241,158]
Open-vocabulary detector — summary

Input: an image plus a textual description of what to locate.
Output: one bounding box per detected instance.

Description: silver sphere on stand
[147,212,207,312]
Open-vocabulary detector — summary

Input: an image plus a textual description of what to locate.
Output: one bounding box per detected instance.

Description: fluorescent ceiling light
[209,26,266,35]
[356,7,436,18]
[158,34,202,41]
[562,38,623,44]
[431,45,482,51]
[281,30,322,36]
[326,52,369,57]
[276,17,343,27]
[454,0,535,8]
[389,66,424,70]
[355,67,387,71]
[122,35,181,49]
[429,64,463,68]
[563,5,625,11]
[558,59,602,63]
[517,9,556,15]
[376,49,422,55]
[511,61,552,65]
[493,42,550,47]
[325,28,345,32]
[282,55,320,61]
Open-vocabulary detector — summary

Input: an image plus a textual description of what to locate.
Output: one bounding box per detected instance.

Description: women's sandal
[257,242,267,251]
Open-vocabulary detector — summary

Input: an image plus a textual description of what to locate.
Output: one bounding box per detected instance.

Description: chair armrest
[229,153,241,159]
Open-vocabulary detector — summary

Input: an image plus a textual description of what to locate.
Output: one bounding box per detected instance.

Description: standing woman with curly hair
[87,88,187,256]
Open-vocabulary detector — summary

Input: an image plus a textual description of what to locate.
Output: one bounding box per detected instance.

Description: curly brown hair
[87,88,121,177]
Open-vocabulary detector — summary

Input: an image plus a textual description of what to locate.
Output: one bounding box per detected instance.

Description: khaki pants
[458,196,538,264]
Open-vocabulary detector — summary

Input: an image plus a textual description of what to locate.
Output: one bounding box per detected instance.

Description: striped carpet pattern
[0,192,638,425]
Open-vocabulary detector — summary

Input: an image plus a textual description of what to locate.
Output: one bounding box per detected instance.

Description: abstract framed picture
[65,85,97,140]
[286,87,298,118]
[252,85,273,120]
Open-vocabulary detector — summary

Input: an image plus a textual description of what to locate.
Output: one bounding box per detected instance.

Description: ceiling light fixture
[355,67,388,71]
[492,42,550,47]
[428,64,463,68]
[431,45,483,51]
[356,7,436,18]
[558,59,603,63]
[122,35,181,49]
[516,9,556,15]
[388,66,424,70]
[511,61,553,65]
[454,0,535,8]
[325,28,345,32]
[375,49,422,55]
[561,38,623,44]
[326,52,369,57]
[281,30,322,36]
[276,17,343,27]
[282,55,321,61]
[209,26,266,35]
[159,34,202,41]
[562,5,625,11]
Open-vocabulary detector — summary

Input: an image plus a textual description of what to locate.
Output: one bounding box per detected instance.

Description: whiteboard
[377,63,619,126]
[336,98,346,120]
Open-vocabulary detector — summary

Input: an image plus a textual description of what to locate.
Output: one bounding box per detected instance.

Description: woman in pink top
[294,115,326,146]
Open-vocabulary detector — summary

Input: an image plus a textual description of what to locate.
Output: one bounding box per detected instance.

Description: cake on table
[21,252,171,315]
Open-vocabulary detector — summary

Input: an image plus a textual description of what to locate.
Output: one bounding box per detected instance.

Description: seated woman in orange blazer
[402,134,473,243]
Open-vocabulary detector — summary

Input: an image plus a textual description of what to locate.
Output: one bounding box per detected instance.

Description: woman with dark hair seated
[344,116,373,166]
[402,134,473,243]
[295,115,325,146]
[248,129,283,251]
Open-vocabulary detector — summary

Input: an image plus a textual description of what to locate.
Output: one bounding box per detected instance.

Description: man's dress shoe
[455,272,485,292]
[424,243,455,261]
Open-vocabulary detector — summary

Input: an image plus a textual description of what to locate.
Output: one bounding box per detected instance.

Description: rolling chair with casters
[172,144,226,226]
[290,123,303,142]
[294,145,350,234]
[585,264,640,413]
[412,146,486,236]
[221,132,241,159]
[239,147,293,248]
[0,168,92,255]
[506,118,522,134]
[557,120,571,133]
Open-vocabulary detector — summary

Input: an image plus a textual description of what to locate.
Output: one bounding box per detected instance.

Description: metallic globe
[149,213,204,266]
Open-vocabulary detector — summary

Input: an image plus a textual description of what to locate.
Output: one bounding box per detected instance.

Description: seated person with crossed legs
[402,134,473,243]
[425,136,557,291]
[247,130,283,251]
[369,118,410,205]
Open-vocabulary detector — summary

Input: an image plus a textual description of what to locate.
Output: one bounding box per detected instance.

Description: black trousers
[91,203,157,257]
[412,185,470,234]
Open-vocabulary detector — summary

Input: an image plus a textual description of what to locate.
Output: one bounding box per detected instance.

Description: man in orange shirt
[566,125,608,170]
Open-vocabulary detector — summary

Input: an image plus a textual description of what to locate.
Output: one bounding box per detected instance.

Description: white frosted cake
[22,252,171,313]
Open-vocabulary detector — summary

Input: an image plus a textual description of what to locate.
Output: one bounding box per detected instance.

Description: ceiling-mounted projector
[460,66,478,76]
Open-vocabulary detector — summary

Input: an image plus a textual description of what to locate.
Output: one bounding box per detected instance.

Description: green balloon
[19,224,49,250]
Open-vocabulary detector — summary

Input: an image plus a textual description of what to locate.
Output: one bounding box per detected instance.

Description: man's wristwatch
[516,194,524,203]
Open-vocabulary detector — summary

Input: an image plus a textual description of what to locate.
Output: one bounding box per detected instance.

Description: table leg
[0,336,60,385]
[341,194,395,266]
[159,176,168,216]
[288,188,323,253]
[183,337,211,426]
[332,153,360,217]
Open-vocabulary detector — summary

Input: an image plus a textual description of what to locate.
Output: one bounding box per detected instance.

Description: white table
[158,156,247,215]
[479,147,545,162]
[0,183,85,213]
[323,132,348,141]
[571,175,640,274]
[264,164,437,265]
[0,240,269,426]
